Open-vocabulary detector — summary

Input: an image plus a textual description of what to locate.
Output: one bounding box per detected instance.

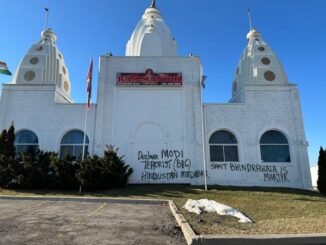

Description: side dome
[126,0,177,56]
[13,28,71,100]
[232,28,289,96]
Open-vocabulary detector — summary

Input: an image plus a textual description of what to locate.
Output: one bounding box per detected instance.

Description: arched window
[60,130,89,159]
[209,130,239,162]
[260,130,290,162]
[14,130,39,155]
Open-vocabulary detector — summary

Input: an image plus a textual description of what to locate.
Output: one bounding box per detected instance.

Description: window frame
[14,129,39,155]
[59,130,89,159]
[209,130,239,162]
[259,130,291,163]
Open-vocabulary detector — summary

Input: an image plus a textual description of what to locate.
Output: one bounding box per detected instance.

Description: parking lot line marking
[36,201,49,206]
[3,200,51,220]
[64,203,107,232]
[86,203,107,217]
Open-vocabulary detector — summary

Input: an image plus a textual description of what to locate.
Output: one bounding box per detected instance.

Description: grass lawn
[1,185,326,235]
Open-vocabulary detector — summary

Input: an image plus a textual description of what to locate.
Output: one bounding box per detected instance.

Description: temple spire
[150,0,156,8]
[247,9,254,30]
[45,8,49,30]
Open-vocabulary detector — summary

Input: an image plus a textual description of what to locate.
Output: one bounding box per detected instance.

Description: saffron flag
[0,61,12,76]
[86,58,93,109]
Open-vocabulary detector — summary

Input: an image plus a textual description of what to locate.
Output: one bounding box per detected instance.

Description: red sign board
[116,69,182,86]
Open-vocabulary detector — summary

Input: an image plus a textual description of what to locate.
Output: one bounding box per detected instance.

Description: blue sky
[0,0,325,166]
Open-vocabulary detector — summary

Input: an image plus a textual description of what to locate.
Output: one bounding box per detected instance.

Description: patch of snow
[311,166,318,187]
[183,199,252,224]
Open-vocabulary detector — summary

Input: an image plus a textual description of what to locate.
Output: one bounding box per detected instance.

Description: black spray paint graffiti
[210,162,289,183]
[138,150,203,181]
[141,170,204,181]
[138,150,191,171]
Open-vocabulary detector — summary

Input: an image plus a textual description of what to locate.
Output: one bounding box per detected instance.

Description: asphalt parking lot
[0,198,185,245]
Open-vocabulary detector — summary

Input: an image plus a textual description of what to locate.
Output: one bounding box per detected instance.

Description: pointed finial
[45,8,49,30]
[247,9,253,30]
[150,0,156,8]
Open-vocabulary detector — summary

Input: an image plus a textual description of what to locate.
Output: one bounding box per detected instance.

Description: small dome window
[233,81,238,93]
[236,67,239,75]
[35,46,43,51]
[64,81,69,92]
[62,66,67,75]
[258,46,265,51]
[29,57,39,65]
[264,71,276,81]
[58,53,62,59]
[261,57,271,65]
[24,71,36,81]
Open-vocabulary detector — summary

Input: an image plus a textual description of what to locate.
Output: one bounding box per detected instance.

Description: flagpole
[81,105,88,162]
[80,57,93,193]
[79,105,88,193]
[199,66,208,191]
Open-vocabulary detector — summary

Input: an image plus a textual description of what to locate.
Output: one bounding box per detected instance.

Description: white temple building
[0,1,312,189]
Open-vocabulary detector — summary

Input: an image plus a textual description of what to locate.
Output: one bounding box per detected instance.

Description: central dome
[126,0,178,57]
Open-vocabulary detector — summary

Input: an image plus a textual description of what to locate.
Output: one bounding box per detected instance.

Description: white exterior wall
[94,56,206,184]
[204,84,312,189]
[0,84,96,155]
[0,63,311,189]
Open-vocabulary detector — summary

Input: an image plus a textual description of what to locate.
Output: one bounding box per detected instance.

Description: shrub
[0,155,10,186]
[77,155,103,190]
[77,145,133,191]
[48,155,80,190]
[6,124,16,159]
[317,147,326,195]
[0,130,7,156]
[1,144,133,191]
[7,151,54,189]
[0,124,16,158]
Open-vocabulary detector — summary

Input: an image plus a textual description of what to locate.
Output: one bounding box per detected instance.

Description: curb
[168,200,201,245]
[0,195,168,205]
[168,200,326,245]
[199,234,326,245]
